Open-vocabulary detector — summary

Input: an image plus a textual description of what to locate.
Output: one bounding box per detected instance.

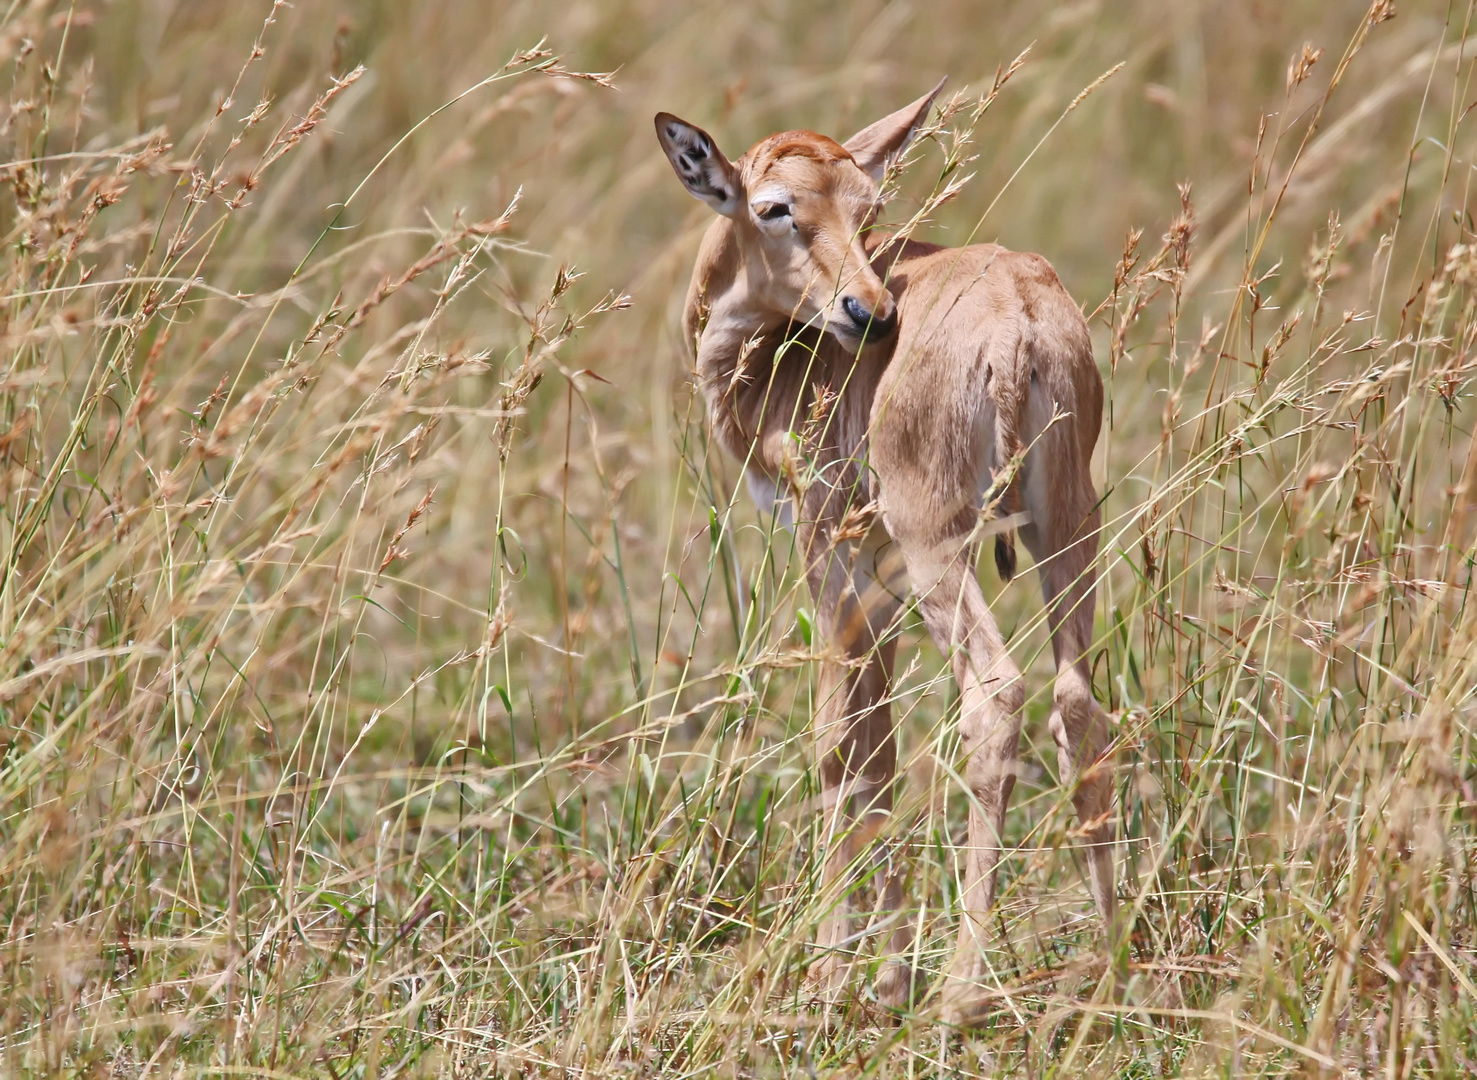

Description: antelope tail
[987,317,1031,583]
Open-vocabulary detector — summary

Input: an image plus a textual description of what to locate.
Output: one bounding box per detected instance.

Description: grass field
[4,0,1477,1074]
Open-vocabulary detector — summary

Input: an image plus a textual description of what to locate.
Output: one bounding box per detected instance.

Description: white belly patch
[745,470,794,529]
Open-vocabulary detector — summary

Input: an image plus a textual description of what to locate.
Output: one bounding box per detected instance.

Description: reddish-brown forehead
[742,130,855,178]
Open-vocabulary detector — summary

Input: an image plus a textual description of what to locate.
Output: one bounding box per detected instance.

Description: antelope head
[655,79,944,349]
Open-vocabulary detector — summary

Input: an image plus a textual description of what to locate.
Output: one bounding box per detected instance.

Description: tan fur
[658,87,1116,1022]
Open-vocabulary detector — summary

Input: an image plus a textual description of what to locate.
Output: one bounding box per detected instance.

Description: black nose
[841,295,896,338]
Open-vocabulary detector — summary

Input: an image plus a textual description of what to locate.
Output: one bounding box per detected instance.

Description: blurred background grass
[3,0,1477,1075]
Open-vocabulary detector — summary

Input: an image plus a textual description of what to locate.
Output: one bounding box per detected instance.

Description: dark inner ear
[677,135,712,173]
[656,113,738,215]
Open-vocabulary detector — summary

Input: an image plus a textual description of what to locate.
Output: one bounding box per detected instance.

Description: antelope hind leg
[1029,509,1120,942]
[892,531,1025,1026]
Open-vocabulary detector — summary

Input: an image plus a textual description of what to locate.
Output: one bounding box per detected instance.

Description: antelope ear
[655,113,740,217]
[843,77,947,182]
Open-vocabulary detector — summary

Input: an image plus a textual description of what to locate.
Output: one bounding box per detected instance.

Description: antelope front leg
[806,535,917,1006]
[811,643,902,997]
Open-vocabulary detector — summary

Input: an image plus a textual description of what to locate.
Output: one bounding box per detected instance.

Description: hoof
[939,980,995,1029]
[875,960,925,1010]
[938,949,996,1029]
[806,953,851,1005]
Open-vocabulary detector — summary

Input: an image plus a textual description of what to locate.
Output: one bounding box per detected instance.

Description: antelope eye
[755,202,792,221]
